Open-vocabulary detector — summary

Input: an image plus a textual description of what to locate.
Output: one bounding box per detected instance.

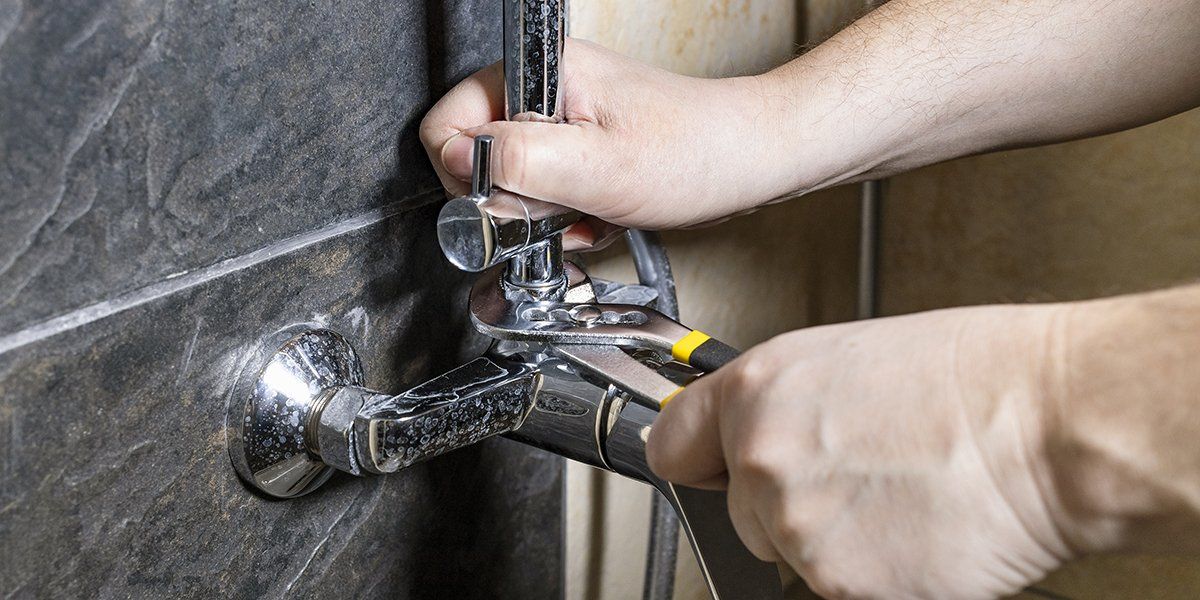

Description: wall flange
[227,326,363,499]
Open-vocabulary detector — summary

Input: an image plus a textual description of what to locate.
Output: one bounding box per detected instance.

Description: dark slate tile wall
[0,1,564,598]
[0,0,499,334]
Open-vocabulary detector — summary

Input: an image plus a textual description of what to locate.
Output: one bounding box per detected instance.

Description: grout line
[0,191,442,356]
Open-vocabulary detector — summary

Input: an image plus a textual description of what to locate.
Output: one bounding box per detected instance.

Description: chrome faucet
[226,2,783,598]
[229,288,780,599]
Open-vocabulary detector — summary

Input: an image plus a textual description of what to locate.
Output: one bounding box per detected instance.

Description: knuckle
[744,537,780,564]
[418,114,436,146]
[725,487,780,562]
[728,437,783,483]
[800,557,854,600]
[773,506,813,548]
[418,110,447,150]
[800,548,893,600]
[805,576,848,599]
[720,353,771,398]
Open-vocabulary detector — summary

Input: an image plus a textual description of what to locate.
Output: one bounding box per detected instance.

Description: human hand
[419,39,796,246]
[646,305,1077,599]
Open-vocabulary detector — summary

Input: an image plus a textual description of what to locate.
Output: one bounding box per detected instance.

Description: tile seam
[0,189,444,356]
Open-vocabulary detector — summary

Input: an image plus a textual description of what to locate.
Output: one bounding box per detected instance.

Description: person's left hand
[646,304,1077,599]
[419,39,798,251]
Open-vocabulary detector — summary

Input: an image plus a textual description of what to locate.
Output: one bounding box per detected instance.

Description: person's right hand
[647,304,1078,599]
[419,39,798,238]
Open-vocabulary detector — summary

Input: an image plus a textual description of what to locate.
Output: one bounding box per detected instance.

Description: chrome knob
[436,136,581,274]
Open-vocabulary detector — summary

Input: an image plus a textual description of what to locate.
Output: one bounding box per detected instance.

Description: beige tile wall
[567,0,1200,598]
[567,3,821,599]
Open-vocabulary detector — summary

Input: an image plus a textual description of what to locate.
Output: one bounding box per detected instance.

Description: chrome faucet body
[228,263,781,598]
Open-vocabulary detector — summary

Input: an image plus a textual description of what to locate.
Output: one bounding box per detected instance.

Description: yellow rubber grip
[671,330,711,364]
[660,386,685,407]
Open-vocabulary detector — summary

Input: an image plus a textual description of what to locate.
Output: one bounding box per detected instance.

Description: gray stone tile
[0,0,501,334]
[0,204,565,599]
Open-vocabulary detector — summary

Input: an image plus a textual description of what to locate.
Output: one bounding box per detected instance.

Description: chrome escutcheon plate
[227,326,363,498]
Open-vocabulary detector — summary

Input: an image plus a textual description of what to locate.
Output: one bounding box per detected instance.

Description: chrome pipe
[503,0,565,122]
[502,352,615,470]
[502,0,570,291]
[506,237,566,291]
[230,321,785,597]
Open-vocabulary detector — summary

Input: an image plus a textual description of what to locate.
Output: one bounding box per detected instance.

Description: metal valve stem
[437,0,579,298]
[436,136,581,280]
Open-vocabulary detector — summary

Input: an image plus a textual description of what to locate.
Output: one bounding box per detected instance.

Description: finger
[562,218,626,252]
[686,472,730,491]
[419,61,506,197]
[645,370,728,486]
[446,120,621,218]
[727,478,784,563]
[677,206,761,230]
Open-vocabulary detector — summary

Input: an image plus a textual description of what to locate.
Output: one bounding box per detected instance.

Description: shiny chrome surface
[471,133,493,196]
[231,334,540,485]
[347,358,538,474]
[227,327,364,499]
[503,0,565,122]
[552,344,679,408]
[501,351,615,470]
[608,402,785,600]
[501,0,573,291]
[227,318,784,598]
[436,136,582,274]
[506,236,566,291]
[492,265,618,470]
[314,385,369,475]
[470,262,694,353]
[438,0,578,294]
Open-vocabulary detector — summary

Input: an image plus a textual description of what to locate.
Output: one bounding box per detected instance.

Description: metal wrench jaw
[550,344,691,409]
[468,262,695,357]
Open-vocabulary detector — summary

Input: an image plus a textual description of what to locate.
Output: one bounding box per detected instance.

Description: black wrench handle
[671,331,740,374]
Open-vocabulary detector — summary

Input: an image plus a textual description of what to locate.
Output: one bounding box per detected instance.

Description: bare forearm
[754,0,1200,196]
[1045,284,1200,554]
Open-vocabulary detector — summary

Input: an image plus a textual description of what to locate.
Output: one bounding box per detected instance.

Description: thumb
[645,371,730,489]
[440,120,613,215]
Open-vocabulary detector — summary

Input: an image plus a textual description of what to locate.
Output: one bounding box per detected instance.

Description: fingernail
[561,222,595,252]
[441,133,474,181]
